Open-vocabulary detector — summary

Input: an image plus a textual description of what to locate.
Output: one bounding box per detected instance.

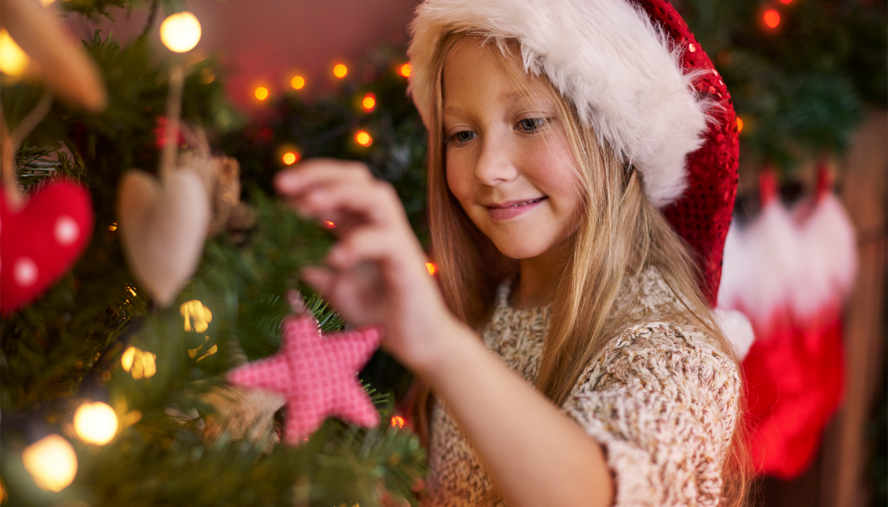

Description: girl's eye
[448,130,476,144]
[516,117,548,132]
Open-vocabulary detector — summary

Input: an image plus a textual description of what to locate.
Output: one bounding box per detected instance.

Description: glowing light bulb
[22,435,78,492]
[291,75,306,90]
[399,63,412,78]
[391,415,406,429]
[180,300,212,333]
[763,10,781,29]
[108,223,118,231]
[159,12,202,53]
[333,63,348,79]
[355,130,372,147]
[779,0,792,4]
[121,346,137,371]
[323,221,336,229]
[0,29,29,76]
[426,262,438,276]
[254,86,269,101]
[282,151,300,165]
[362,93,376,112]
[121,346,157,379]
[74,401,119,445]
[736,117,744,133]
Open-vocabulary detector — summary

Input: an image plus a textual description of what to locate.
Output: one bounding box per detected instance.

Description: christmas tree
[1,1,424,505]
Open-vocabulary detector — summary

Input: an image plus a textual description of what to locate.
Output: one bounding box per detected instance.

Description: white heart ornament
[117,168,210,307]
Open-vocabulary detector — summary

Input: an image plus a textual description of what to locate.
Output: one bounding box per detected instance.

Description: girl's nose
[474,134,518,186]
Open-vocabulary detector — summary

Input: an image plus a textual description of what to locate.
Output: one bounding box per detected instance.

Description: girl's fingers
[327,226,419,273]
[297,179,404,228]
[275,159,373,198]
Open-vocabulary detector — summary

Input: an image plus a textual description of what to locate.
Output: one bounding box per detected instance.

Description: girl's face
[443,38,584,264]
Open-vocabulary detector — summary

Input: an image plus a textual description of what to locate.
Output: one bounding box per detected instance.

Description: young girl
[276,0,748,505]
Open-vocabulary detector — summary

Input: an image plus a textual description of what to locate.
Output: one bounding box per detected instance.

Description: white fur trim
[407,0,709,207]
[714,308,755,360]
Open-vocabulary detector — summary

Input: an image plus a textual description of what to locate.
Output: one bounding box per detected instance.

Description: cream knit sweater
[424,268,741,506]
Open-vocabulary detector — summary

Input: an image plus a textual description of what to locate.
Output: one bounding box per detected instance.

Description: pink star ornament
[227,316,382,444]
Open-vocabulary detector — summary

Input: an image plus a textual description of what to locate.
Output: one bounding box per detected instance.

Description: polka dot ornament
[227,315,382,444]
[1,180,94,314]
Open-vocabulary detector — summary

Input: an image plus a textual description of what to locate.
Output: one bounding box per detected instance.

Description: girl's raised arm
[276,160,614,507]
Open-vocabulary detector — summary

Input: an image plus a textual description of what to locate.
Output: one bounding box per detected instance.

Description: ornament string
[0,91,54,209]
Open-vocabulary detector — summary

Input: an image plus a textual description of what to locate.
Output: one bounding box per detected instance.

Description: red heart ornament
[1,180,94,314]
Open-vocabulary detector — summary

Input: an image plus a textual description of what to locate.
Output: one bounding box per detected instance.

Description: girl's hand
[275,159,456,373]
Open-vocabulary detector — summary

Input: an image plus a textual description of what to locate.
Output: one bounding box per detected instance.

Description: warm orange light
[391,415,406,429]
[779,0,793,4]
[323,221,336,229]
[22,435,77,492]
[362,93,376,112]
[399,63,412,78]
[108,223,118,231]
[180,300,212,333]
[282,151,300,165]
[121,346,157,379]
[355,131,372,147]
[763,10,781,29]
[736,117,744,133]
[426,262,438,276]
[254,86,270,101]
[0,29,29,76]
[159,12,202,53]
[291,75,306,90]
[333,63,348,79]
[73,402,118,445]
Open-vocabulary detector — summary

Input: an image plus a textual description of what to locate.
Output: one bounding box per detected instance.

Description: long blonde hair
[416,33,749,506]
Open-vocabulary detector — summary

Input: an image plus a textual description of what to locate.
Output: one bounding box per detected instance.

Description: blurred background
[1,0,884,505]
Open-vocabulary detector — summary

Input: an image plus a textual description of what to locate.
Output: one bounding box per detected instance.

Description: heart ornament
[0,180,94,314]
[117,160,212,308]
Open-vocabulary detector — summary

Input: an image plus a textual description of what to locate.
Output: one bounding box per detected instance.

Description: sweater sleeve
[562,322,740,507]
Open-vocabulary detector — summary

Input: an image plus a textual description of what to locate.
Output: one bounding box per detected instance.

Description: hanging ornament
[227,293,382,444]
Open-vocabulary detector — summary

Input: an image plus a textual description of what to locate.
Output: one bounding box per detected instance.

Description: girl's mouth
[486,197,546,219]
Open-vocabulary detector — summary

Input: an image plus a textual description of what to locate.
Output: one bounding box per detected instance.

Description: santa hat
[407,0,745,348]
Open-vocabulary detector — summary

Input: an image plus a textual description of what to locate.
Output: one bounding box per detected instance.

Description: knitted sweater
[423,269,741,506]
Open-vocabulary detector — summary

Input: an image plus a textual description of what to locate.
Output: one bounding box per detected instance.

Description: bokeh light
[22,435,78,492]
[426,262,438,276]
[399,63,412,78]
[180,300,212,333]
[0,29,29,76]
[763,10,781,29]
[362,93,376,112]
[121,346,157,379]
[736,117,744,133]
[159,12,202,53]
[282,151,300,165]
[391,415,406,429]
[291,75,306,90]
[74,401,119,445]
[355,130,372,147]
[254,86,270,101]
[333,63,348,79]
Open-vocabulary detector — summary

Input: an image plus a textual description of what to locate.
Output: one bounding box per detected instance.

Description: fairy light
[73,401,119,445]
[362,93,376,112]
[254,86,270,101]
[22,435,78,492]
[291,75,306,90]
[333,63,348,79]
[736,117,744,133]
[390,415,406,429]
[188,336,219,361]
[398,63,412,78]
[0,29,29,77]
[323,220,336,229]
[159,12,202,53]
[355,130,372,147]
[426,262,438,276]
[282,151,300,165]
[180,300,212,333]
[779,0,793,4]
[763,10,781,29]
[108,223,118,231]
[121,346,157,379]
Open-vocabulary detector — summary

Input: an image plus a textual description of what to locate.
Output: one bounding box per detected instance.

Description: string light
[426,262,438,276]
[323,220,336,229]
[282,151,300,165]
[159,12,202,53]
[291,75,306,90]
[390,415,406,429]
[362,93,376,112]
[333,63,348,79]
[398,63,412,78]
[355,130,372,147]
[763,10,781,29]
[108,223,118,231]
[22,435,78,492]
[121,346,157,379]
[0,29,29,76]
[73,401,118,445]
[254,86,270,101]
[188,336,219,361]
[779,0,793,4]
[736,117,744,133]
[180,300,212,333]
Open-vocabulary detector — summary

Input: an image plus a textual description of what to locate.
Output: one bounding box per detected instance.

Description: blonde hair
[415,33,749,506]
